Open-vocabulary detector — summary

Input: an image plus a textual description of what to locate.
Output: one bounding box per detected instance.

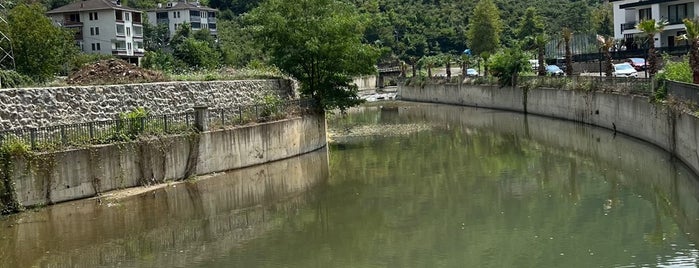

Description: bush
[488,46,530,87]
[0,70,33,88]
[655,55,691,100]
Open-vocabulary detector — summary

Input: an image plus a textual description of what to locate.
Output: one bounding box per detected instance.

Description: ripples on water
[2,102,699,268]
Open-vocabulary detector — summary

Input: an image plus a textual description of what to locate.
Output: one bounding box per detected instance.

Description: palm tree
[679,18,699,83]
[560,27,574,76]
[419,56,438,78]
[597,34,615,77]
[636,19,667,76]
[530,33,548,76]
[458,54,472,77]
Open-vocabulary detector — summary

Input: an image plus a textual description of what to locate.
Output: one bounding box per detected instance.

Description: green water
[2,102,699,267]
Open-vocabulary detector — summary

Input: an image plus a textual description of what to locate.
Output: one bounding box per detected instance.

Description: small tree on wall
[597,34,614,77]
[636,19,667,76]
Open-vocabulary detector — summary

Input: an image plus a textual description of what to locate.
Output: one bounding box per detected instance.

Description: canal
[1,102,699,267]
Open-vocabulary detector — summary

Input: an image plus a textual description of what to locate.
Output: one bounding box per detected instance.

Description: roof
[46,0,141,14]
[147,2,217,12]
[617,0,681,9]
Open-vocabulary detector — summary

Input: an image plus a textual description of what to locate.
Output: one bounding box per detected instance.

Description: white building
[612,0,696,50]
[146,1,217,39]
[47,0,144,64]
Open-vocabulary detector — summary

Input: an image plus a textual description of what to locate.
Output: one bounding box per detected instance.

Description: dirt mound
[67,59,167,85]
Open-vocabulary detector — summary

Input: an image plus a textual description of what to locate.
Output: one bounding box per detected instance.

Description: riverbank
[398,82,699,177]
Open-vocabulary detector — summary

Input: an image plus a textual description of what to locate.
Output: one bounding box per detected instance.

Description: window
[668,3,694,24]
[126,27,131,37]
[68,13,80,22]
[94,12,98,20]
[90,27,94,35]
[95,27,99,35]
[96,43,100,50]
[89,12,98,20]
[127,43,132,50]
[125,13,130,21]
[639,8,651,21]
[91,43,95,50]
[116,24,125,36]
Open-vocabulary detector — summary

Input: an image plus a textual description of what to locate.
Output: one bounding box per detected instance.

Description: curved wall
[7,113,326,208]
[399,83,699,176]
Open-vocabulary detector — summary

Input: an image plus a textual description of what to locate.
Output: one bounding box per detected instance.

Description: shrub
[0,70,32,88]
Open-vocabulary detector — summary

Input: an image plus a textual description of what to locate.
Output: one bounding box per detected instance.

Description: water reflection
[0,148,329,267]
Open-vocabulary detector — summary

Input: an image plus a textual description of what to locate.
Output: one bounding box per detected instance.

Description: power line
[0,2,15,70]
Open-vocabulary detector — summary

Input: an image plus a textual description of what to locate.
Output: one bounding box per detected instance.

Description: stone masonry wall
[0,79,295,129]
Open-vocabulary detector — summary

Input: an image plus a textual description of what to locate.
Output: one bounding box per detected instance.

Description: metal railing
[0,99,317,151]
[519,76,652,95]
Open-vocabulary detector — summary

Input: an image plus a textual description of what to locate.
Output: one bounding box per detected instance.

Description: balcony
[668,17,691,25]
[621,21,637,31]
[112,48,127,55]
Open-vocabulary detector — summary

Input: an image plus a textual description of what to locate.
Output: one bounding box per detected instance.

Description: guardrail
[0,99,317,152]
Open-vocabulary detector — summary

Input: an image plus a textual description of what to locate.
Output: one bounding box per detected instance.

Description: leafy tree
[592,3,614,37]
[679,18,699,83]
[218,18,263,67]
[467,0,502,58]
[0,4,76,82]
[419,55,440,78]
[516,7,545,40]
[488,44,529,87]
[143,22,169,51]
[173,38,220,70]
[248,0,379,111]
[596,34,614,77]
[636,19,667,76]
[142,50,182,72]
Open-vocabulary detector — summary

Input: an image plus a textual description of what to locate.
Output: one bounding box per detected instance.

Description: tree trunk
[411,63,416,77]
[538,47,546,76]
[605,51,613,77]
[565,41,573,76]
[446,61,451,79]
[692,41,699,84]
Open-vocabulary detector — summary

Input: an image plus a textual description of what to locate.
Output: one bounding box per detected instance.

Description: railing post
[29,128,37,150]
[163,114,168,133]
[60,125,67,146]
[89,122,95,140]
[194,106,209,132]
[220,110,225,127]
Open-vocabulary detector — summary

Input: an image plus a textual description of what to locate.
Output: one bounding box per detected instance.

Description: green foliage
[655,56,692,100]
[0,70,33,88]
[257,94,285,119]
[1,4,77,83]
[516,7,544,40]
[117,107,149,139]
[488,45,529,87]
[248,0,379,111]
[143,22,170,51]
[218,18,263,67]
[142,50,183,72]
[173,38,221,70]
[467,0,502,56]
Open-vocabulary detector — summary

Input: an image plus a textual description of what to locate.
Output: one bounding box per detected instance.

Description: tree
[419,55,439,78]
[488,44,529,87]
[559,27,574,76]
[218,18,263,67]
[467,0,502,57]
[516,7,544,40]
[248,0,379,111]
[143,22,169,51]
[679,18,699,84]
[0,4,76,82]
[636,19,667,76]
[596,34,614,77]
[173,38,220,70]
[530,33,548,76]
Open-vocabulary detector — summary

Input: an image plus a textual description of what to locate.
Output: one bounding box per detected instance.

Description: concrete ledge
[399,83,699,176]
[7,113,326,208]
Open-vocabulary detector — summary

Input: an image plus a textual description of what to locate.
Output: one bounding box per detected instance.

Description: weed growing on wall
[0,138,31,214]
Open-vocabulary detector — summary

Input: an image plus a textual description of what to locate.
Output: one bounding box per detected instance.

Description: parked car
[545,65,565,76]
[612,63,638,78]
[626,58,647,71]
[466,68,478,76]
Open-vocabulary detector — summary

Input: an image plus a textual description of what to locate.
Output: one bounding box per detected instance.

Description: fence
[666,80,699,105]
[519,75,653,95]
[0,98,316,151]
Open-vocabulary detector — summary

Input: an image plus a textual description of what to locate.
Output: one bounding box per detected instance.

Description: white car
[612,63,638,78]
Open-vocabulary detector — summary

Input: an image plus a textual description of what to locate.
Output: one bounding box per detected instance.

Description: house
[612,0,695,51]
[47,0,144,64]
[146,1,217,39]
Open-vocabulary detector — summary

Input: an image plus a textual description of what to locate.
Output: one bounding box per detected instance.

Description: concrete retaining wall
[0,79,295,129]
[7,114,326,208]
[399,82,699,176]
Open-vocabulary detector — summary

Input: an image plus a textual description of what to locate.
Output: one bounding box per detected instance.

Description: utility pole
[0,2,15,88]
